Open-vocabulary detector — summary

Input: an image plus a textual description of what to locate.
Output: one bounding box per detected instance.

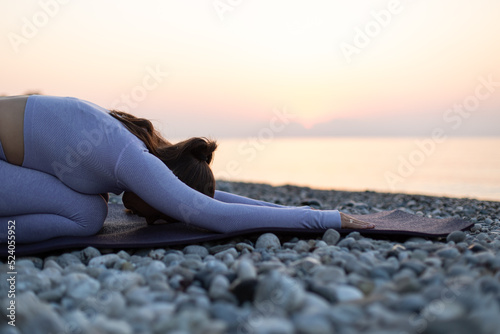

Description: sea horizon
[208,136,500,202]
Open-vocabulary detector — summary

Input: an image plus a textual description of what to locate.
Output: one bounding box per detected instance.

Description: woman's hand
[340,212,375,229]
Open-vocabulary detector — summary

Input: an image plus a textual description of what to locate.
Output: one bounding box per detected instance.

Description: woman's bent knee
[76,194,108,236]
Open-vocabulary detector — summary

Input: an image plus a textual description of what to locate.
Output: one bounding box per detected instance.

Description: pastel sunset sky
[1,0,499,138]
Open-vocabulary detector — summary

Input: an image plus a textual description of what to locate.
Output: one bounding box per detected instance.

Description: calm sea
[210,137,500,202]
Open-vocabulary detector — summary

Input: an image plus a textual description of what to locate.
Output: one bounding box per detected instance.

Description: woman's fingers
[340,213,375,229]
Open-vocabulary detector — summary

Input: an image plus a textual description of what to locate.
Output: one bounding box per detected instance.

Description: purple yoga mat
[1,204,473,256]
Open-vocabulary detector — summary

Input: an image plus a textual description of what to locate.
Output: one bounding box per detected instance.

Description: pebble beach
[1,181,500,334]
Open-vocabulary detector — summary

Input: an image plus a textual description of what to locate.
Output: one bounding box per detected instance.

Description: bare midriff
[0,96,28,166]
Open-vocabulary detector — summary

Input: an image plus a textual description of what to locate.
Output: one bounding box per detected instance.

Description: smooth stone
[254,271,306,312]
[43,259,63,271]
[447,231,466,243]
[180,258,204,271]
[346,231,362,240]
[422,301,466,321]
[211,301,249,329]
[209,243,237,254]
[411,248,429,261]
[55,253,83,268]
[162,253,183,267]
[314,241,327,249]
[337,237,361,250]
[214,247,238,261]
[471,223,482,232]
[312,266,346,284]
[16,292,66,334]
[436,247,461,259]
[347,273,375,295]
[93,315,133,334]
[88,254,121,268]
[17,271,51,293]
[79,247,101,264]
[328,304,364,325]
[393,294,427,312]
[276,250,300,262]
[400,259,426,275]
[252,317,294,334]
[62,310,92,334]
[293,240,312,253]
[257,260,286,273]
[116,250,131,260]
[125,286,152,305]
[290,257,322,272]
[424,318,481,334]
[468,244,488,253]
[236,242,255,252]
[183,245,209,258]
[64,273,100,300]
[255,233,281,250]
[307,281,337,303]
[293,313,333,334]
[0,324,20,334]
[237,258,257,280]
[299,292,331,315]
[146,260,167,275]
[38,285,66,302]
[98,270,145,292]
[208,274,231,300]
[393,272,421,293]
[334,285,363,302]
[148,249,166,260]
[473,251,495,265]
[204,259,228,273]
[95,290,127,318]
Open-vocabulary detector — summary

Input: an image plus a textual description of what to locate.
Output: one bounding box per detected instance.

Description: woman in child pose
[0,95,373,243]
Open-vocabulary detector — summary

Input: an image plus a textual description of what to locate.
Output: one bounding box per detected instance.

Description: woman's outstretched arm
[116,145,343,233]
[215,192,374,229]
[214,190,292,208]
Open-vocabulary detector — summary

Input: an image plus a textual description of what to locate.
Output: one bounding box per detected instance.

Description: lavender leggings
[0,146,108,243]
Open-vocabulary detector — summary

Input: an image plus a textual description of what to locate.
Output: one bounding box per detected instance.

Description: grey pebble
[116,250,131,260]
[293,240,312,253]
[16,292,66,334]
[236,242,255,252]
[252,317,295,334]
[392,294,426,312]
[209,274,234,302]
[484,218,493,224]
[88,254,121,268]
[337,237,356,249]
[237,258,257,280]
[255,270,305,313]
[255,233,281,250]
[334,285,364,302]
[63,273,100,300]
[293,312,333,334]
[183,245,209,258]
[214,247,238,261]
[447,230,466,243]
[93,315,133,334]
[79,246,101,264]
[436,247,461,259]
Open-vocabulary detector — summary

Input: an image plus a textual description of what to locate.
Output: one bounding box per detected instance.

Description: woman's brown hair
[109,110,217,223]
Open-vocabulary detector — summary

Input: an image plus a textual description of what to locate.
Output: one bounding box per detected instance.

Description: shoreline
[215,181,500,218]
[216,180,500,202]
